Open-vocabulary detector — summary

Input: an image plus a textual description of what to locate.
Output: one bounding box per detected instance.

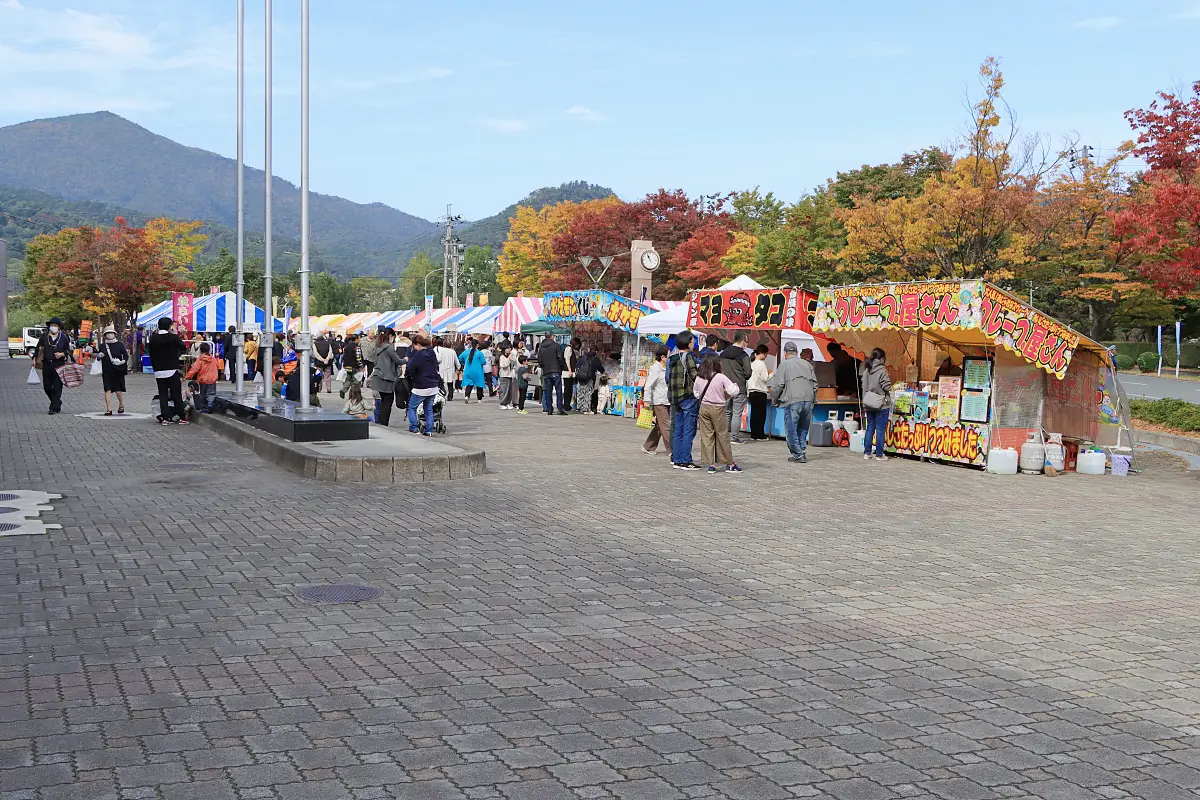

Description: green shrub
[1130,398,1200,432]
[1106,342,1200,369]
[1136,352,1160,372]
[1114,353,1136,371]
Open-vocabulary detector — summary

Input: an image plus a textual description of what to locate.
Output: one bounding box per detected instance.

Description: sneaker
[706,465,717,475]
[863,454,874,460]
[642,447,655,455]
[726,463,744,474]
[175,419,190,425]
[788,455,803,462]
[679,463,702,471]
[159,418,171,426]
[517,409,529,415]
[798,454,807,463]
[875,454,889,461]
[557,410,568,416]
[730,436,745,444]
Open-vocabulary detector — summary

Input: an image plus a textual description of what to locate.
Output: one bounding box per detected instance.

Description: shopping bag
[27,367,40,385]
[635,403,654,429]
[252,372,264,384]
[56,362,86,388]
[89,359,103,376]
[335,368,347,382]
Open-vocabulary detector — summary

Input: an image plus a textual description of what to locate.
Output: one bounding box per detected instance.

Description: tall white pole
[263,0,273,403]
[298,0,312,409]
[234,0,247,396]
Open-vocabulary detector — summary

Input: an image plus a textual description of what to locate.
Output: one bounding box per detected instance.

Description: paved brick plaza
[1,360,1198,800]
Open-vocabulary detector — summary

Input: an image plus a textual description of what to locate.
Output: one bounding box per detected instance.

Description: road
[3,361,1200,800]
[1119,371,1200,403]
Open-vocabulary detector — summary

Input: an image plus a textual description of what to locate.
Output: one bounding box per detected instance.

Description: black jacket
[147,329,187,372]
[36,331,72,371]
[407,348,441,390]
[536,339,566,374]
[720,344,751,392]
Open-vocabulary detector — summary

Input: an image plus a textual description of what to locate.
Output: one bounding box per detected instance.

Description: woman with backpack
[860,347,893,461]
[368,328,404,425]
[573,346,604,414]
[563,337,581,411]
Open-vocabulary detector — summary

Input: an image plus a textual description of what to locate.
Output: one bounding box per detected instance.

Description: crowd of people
[29,315,896,467]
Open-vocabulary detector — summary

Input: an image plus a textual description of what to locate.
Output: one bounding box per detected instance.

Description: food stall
[812,279,1131,469]
[685,284,852,435]
[541,290,662,417]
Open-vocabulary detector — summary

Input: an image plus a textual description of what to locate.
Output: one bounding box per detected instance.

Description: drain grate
[296,584,384,604]
[0,507,18,515]
[0,494,19,502]
[0,523,21,533]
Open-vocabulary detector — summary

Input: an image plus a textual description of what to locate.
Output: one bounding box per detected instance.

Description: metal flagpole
[234,0,247,396]
[263,0,274,403]
[297,0,312,410]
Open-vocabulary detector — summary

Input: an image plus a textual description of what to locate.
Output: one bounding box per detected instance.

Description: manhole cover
[296,584,384,604]
[0,507,18,515]
[0,523,22,532]
[0,494,19,502]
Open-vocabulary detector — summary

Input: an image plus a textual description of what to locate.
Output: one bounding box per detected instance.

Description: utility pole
[262,0,273,403]
[440,205,462,307]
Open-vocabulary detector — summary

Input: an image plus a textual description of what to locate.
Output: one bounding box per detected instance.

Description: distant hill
[0,112,437,277]
[456,181,617,249]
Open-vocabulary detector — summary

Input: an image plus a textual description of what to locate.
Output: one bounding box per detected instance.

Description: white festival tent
[635,275,765,336]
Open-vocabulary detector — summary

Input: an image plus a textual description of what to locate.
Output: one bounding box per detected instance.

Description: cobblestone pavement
[2,360,1198,800]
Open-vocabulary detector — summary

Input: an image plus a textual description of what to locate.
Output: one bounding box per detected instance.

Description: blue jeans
[783,400,813,458]
[865,407,890,456]
[542,372,563,412]
[671,397,699,465]
[408,392,436,433]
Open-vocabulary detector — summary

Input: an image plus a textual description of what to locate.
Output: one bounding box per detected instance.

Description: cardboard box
[817,387,837,401]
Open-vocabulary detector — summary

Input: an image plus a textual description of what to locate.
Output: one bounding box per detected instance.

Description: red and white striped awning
[643,299,688,312]
[493,296,543,334]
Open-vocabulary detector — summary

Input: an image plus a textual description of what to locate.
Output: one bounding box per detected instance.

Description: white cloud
[1073,16,1123,29]
[484,119,530,133]
[566,105,607,122]
[3,86,164,115]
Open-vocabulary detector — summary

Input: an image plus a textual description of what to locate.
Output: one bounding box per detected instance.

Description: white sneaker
[863,454,874,460]
[875,454,889,461]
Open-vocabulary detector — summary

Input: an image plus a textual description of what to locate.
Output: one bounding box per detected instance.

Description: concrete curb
[1134,429,1200,456]
[196,412,487,483]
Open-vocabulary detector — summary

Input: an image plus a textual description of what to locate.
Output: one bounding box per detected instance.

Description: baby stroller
[416,382,448,434]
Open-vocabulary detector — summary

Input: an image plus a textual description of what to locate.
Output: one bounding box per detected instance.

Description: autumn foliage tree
[1113,81,1200,296]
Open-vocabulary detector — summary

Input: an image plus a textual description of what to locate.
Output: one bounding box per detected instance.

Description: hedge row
[1130,398,1200,432]
[1106,342,1200,369]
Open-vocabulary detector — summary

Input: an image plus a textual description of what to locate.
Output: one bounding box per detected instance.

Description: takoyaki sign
[686,288,813,331]
[814,281,1080,379]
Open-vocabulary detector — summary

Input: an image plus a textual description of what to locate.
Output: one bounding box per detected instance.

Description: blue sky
[1,0,1198,222]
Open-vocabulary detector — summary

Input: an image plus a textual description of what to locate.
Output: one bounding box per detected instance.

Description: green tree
[348,276,395,311]
[752,188,847,287]
[460,245,504,303]
[398,251,438,308]
[311,271,354,315]
[730,187,785,235]
[832,146,951,208]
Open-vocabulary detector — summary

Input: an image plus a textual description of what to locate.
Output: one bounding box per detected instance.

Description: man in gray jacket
[720,332,751,444]
[769,341,818,463]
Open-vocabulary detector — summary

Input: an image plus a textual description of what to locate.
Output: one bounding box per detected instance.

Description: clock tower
[629,239,659,304]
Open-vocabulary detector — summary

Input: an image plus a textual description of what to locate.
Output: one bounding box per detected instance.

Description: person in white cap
[95,325,130,415]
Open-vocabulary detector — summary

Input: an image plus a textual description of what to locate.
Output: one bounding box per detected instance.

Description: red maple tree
[1112,81,1200,296]
[672,221,736,287]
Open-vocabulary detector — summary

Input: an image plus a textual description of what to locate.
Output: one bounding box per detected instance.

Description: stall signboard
[687,288,814,332]
[814,281,1082,379]
[886,418,989,467]
[543,290,655,335]
[980,284,1078,379]
[171,292,195,333]
[937,376,962,423]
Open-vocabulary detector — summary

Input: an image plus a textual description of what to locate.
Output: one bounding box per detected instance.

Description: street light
[424,268,445,299]
[578,253,627,289]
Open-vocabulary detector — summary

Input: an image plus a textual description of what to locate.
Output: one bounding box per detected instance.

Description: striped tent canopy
[644,299,687,312]
[494,296,543,335]
[374,309,419,330]
[404,307,461,332]
[432,306,499,334]
[440,305,502,335]
[330,312,383,335]
[193,292,283,333]
[292,314,345,333]
[135,298,175,328]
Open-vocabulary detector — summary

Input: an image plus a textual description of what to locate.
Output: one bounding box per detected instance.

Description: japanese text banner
[687,288,812,331]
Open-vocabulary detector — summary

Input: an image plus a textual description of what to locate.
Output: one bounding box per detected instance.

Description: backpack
[575,355,594,383]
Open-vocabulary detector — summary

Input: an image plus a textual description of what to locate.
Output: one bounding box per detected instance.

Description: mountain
[456,181,616,250]
[0,112,438,277]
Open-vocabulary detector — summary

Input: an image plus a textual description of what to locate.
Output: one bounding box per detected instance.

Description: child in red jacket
[185,342,220,411]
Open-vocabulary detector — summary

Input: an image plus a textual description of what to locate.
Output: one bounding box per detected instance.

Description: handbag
[863,390,887,411]
[56,362,86,388]
[90,359,103,376]
[635,403,654,430]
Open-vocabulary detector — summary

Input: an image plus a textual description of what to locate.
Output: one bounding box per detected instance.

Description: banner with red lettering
[814,281,1080,379]
[886,418,989,467]
[686,288,814,331]
[543,290,662,342]
[171,292,195,333]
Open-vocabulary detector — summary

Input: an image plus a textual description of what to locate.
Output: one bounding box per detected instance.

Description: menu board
[962,358,992,391]
[937,376,962,423]
[959,390,991,423]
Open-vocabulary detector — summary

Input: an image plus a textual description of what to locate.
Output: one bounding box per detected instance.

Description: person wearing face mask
[33,317,73,414]
[95,326,130,415]
[147,317,190,425]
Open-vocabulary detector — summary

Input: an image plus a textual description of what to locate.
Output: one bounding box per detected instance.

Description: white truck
[8,327,44,358]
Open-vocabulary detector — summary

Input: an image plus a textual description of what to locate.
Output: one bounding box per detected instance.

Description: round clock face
[640,249,661,272]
